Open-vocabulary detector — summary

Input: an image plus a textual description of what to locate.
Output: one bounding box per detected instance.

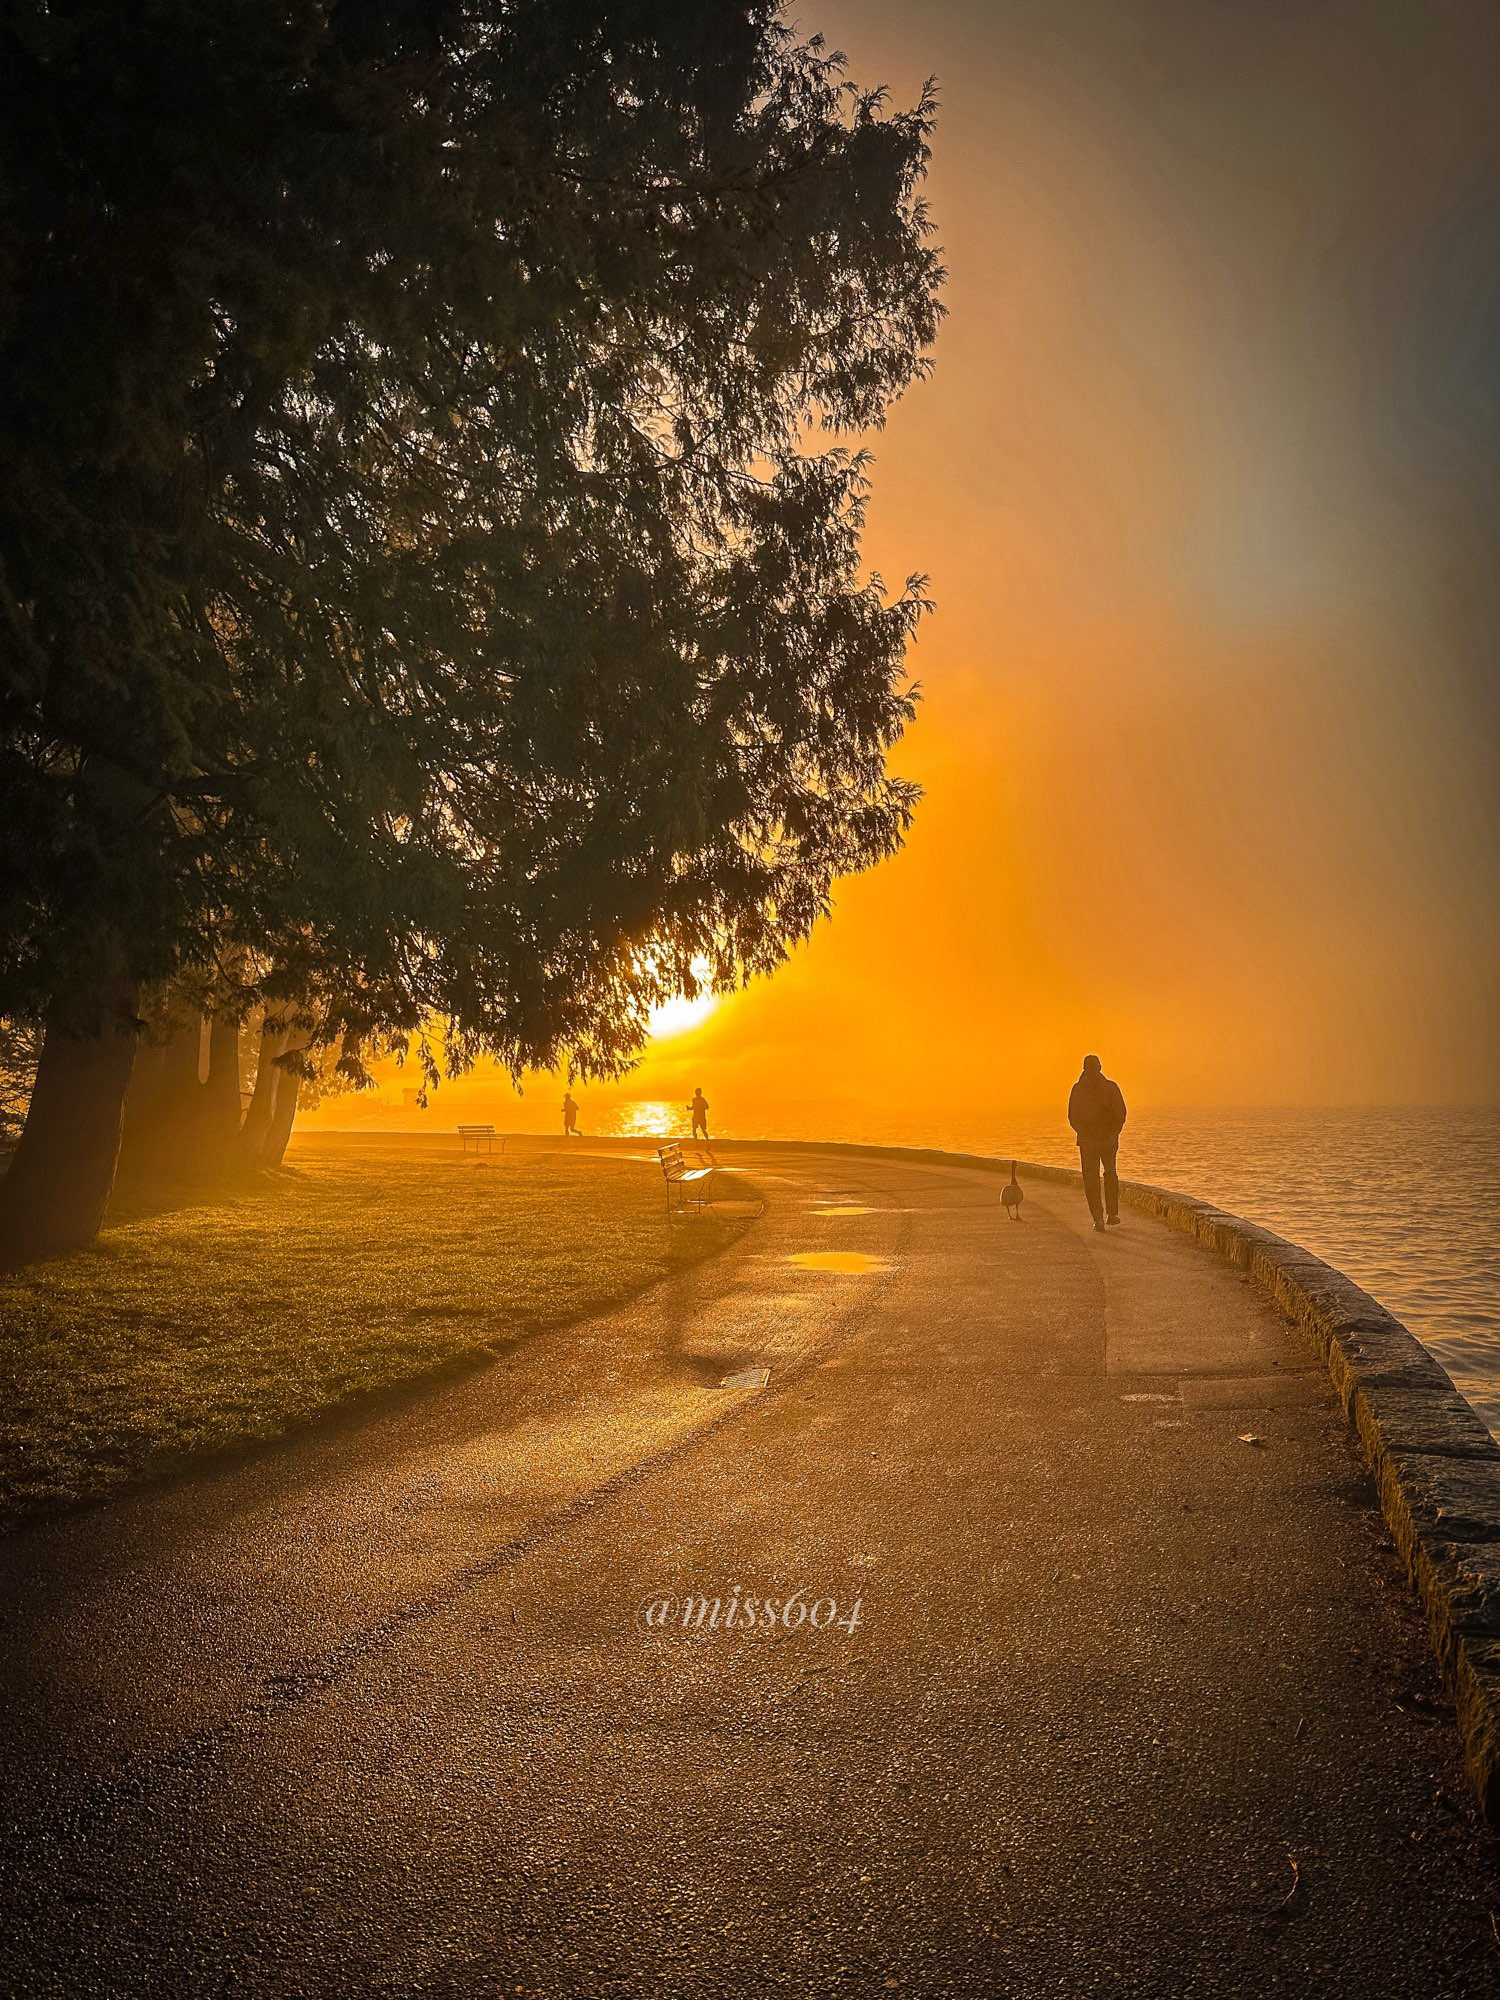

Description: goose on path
[1001,1162,1024,1220]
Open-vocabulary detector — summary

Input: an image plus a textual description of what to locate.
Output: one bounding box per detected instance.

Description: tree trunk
[117,1035,165,1175]
[120,1013,246,1182]
[0,950,139,1267]
[197,1014,243,1176]
[118,1018,199,1181]
[159,1019,206,1166]
[261,1060,303,1169]
[257,1020,312,1170]
[237,1019,288,1169]
[123,1037,165,1127]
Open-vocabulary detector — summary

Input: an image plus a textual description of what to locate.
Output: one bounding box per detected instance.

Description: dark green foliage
[0,2,942,1076]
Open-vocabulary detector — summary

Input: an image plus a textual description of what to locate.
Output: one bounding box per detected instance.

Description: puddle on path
[788,1251,893,1275]
[810,1204,878,1217]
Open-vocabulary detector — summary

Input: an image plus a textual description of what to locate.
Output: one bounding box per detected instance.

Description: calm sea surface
[592,1100,1500,1438]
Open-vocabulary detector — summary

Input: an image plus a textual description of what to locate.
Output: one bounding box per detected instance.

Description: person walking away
[689,1087,710,1143]
[1067,1055,1127,1233]
[562,1091,580,1138]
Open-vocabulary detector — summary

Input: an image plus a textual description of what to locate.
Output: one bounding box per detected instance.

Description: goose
[1001,1162,1024,1220]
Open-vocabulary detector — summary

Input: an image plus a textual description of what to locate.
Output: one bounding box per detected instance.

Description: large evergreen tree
[0,0,942,1260]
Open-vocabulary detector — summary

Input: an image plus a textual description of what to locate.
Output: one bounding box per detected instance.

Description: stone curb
[700,1136,1500,1824]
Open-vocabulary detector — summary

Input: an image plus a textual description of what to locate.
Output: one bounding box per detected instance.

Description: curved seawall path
[740,1139,1500,1823]
[1,1141,1497,1995]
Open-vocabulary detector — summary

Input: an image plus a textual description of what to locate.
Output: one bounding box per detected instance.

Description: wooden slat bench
[458,1124,503,1155]
[658,1142,715,1218]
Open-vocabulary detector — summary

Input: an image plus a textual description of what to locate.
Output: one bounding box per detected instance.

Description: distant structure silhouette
[562,1091,580,1138]
[1001,1162,1024,1220]
[690,1087,710,1142]
[1067,1055,1127,1233]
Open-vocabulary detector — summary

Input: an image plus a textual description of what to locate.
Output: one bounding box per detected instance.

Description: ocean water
[592,1100,1500,1439]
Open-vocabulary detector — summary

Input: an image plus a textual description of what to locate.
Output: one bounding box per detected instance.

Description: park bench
[658,1142,716,1219]
[458,1124,503,1155]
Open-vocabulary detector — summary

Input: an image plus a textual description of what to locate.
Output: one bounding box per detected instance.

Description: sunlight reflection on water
[604,1101,681,1140]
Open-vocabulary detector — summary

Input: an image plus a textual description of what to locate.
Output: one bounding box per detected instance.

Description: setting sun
[646,968,719,1041]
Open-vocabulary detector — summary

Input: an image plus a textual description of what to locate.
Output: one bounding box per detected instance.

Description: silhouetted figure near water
[690,1087,710,1142]
[1068,1055,1127,1233]
[562,1092,580,1138]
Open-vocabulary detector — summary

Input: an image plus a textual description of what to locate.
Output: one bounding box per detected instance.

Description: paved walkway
[1,1147,1497,1996]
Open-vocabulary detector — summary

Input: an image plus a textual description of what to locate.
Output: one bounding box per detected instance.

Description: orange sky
[307,0,1499,1133]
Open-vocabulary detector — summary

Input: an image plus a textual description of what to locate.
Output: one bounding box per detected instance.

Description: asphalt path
[2,1146,1497,1997]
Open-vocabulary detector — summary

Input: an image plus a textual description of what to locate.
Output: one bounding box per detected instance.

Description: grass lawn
[0,1136,753,1531]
